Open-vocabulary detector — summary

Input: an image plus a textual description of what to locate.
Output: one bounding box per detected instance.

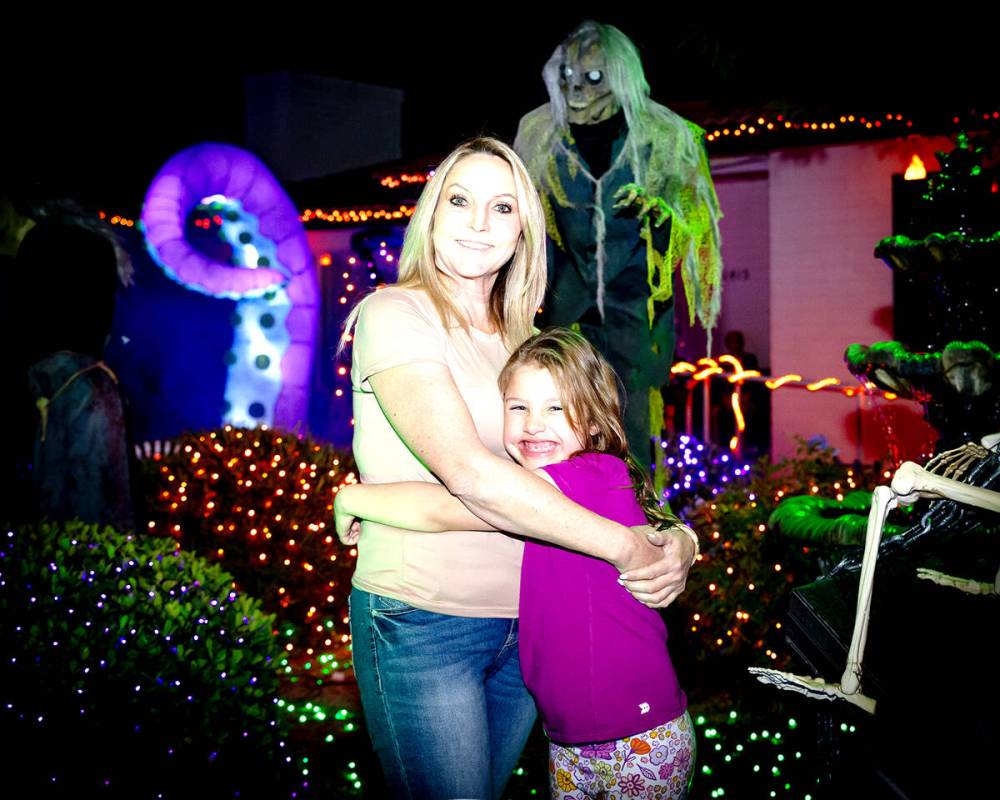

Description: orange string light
[765,375,802,389]
[731,392,746,432]
[693,366,724,380]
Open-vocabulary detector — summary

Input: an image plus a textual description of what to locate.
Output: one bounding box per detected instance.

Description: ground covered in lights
[266,669,877,800]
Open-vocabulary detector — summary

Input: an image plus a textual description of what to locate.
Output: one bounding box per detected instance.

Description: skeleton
[749,433,1000,713]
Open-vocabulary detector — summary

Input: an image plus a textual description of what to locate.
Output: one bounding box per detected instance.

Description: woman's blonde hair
[499,327,679,527]
[393,136,547,349]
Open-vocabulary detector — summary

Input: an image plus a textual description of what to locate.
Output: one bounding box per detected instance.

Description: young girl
[336,328,697,799]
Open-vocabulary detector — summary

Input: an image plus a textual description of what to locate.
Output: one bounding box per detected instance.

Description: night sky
[7,13,996,210]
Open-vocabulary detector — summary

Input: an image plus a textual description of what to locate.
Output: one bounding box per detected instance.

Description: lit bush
[0,520,294,796]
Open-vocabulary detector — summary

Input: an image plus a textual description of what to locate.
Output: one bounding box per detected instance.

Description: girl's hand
[334,486,361,546]
[339,518,362,546]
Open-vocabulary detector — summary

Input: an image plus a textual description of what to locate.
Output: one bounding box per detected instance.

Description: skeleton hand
[924,442,990,480]
[613,183,671,227]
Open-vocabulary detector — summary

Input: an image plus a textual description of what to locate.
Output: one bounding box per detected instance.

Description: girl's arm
[334,481,495,544]
[367,362,694,608]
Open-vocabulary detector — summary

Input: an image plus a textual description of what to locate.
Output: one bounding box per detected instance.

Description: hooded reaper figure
[515,21,722,467]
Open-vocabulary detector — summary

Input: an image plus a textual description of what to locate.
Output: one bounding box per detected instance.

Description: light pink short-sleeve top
[349,286,523,617]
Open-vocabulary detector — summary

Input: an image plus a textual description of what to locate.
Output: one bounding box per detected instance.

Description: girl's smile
[503,365,590,469]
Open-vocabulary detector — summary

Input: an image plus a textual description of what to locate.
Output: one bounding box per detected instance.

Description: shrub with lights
[659,433,754,512]
[138,425,359,686]
[0,520,293,796]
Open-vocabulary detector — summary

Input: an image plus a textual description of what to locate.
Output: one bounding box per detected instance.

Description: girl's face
[503,364,590,470]
[431,153,522,287]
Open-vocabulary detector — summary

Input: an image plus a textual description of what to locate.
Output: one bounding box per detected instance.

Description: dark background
[7,12,997,208]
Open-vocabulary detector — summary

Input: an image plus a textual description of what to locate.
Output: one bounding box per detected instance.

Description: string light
[704,110,915,143]
[299,205,414,225]
[378,170,433,188]
[97,210,135,227]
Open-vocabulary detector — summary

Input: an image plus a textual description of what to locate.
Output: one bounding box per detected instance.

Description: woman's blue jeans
[350,587,537,799]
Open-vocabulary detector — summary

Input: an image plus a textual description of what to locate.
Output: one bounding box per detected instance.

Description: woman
[346,136,695,800]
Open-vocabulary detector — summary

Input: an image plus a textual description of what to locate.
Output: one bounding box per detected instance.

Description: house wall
[765,136,950,462]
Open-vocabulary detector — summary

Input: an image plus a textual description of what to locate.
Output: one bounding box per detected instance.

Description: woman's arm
[334,481,495,544]
[368,362,694,607]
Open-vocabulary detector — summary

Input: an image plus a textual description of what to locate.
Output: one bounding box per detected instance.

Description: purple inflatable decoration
[142,143,318,430]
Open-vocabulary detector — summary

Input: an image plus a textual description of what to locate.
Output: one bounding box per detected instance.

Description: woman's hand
[617,525,696,608]
[334,486,362,546]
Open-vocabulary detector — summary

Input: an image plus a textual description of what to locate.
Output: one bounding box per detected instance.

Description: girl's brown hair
[498,327,678,527]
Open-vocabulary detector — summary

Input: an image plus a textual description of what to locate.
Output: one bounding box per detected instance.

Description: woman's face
[432,153,522,287]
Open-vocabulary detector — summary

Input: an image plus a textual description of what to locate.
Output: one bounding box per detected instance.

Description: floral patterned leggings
[549,711,696,800]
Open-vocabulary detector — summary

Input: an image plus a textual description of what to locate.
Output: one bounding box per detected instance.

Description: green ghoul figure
[515,20,723,475]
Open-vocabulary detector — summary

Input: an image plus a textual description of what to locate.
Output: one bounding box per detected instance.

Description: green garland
[768,491,905,546]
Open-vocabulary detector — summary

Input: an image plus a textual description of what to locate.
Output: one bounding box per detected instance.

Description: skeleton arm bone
[891,461,1000,512]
